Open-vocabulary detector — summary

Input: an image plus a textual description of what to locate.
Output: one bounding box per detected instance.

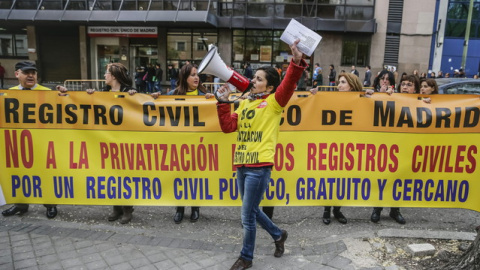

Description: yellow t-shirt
[233,94,283,165]
[9,84,51,90]
[186,89,199,96]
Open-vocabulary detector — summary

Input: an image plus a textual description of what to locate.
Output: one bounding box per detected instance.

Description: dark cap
[15,61,37,72]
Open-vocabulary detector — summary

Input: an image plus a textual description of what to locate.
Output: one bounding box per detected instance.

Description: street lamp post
[461,0,474,71]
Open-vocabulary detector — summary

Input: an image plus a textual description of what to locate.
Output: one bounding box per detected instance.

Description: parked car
[435,78,480,94]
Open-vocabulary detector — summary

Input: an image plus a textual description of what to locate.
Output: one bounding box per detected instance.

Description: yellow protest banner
[0,90,479,211]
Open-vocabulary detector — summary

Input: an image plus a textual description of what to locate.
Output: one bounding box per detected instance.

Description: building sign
[260,45,272,62]
[87,27,158,38]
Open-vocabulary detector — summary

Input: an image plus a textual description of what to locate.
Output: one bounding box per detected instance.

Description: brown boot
[108,206,123,221]
[120,206,134,224]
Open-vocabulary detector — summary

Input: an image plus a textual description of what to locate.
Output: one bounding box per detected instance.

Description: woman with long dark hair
[87,62,137,224]
[162,63,213,223]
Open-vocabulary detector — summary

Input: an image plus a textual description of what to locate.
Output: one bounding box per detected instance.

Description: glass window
[345,6,374,20]
[346,0,374,6]
[94,0,112,10]
[192,31,216,60]
[177,41,186,52]
[341,39,370,66]
[276,3,302,18]
[0,33,28,57]
[317,5,343,19]
[233,3,246,16]
[446,20,467,37]
[167,29,217,63]
[41,0,64,10]
[67,0,88,10]
[447,2,471,20]
[232,29,290,71]
[150,0,165,10]
[318,0,345,4]
[121,0,137,10]
[247,3,274,17]
[446,1,480,38]
[0,1,13,9]
[15,0,39,9]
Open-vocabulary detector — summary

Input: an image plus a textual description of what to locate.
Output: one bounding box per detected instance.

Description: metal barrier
[64,80,106,91]
[62,81,373,93]
[315,86,374,91]
[202,84,374,93]
[203,82,225,93]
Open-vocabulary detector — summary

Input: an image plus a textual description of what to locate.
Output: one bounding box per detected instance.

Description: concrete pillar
[26,26,37,61]
[79,26,88,79]
[158,27,167,81]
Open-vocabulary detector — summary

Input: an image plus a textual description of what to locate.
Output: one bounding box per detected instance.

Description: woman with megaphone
[215,39,307,270]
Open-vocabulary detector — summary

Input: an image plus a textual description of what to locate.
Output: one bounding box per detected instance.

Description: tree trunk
[439,226,480,270]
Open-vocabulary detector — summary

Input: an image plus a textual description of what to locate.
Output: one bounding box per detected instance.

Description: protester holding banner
[397,74,420,94]
[420,78,439,95]
[215,39,306,270]
[87,62,137,224]
[373,69,396,94]
[309,72,367,225]
[164,63,213,223]
[369,71,407,225]
[2,61,58,219]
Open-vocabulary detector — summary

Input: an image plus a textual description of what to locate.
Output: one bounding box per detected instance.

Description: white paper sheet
[0,184,6,206]
[280,19,322,57]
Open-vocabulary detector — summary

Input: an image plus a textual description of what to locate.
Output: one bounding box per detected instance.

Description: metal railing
[63,81,374,93]
[64,79,106,91]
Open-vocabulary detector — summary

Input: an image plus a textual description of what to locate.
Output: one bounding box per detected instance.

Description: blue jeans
[237,166,283,262]
[170,79,177,91]
[155,81,162,93]
[329,81,336,91]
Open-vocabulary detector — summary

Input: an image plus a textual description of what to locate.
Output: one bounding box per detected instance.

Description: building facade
[0,0,476,89]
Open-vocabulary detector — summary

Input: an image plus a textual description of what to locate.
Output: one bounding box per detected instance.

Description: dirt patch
[370,237,471,269]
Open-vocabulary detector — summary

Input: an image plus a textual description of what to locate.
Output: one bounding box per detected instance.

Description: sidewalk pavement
[0,205,478,270]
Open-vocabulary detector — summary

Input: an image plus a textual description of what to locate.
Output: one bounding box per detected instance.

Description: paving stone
[110,262,133,270]
[18,265,39,270]
[107,233,134,243]
[85,260,109,270]
[146,251,168,263]
[180,261,203,270]
[104,254,127,266]
[136,265,159,270]
[12,244,34,253]
[326,255,352,269]
[85,231,115,241]
[10,233,30,242]
[154,259,176,269]
[29,226,54,236]
[80,252,103,263]
[129,257,151,268]
[57,249,78,260]
[406,243,436,257]
[11,238,32,248]
[0,263,14,270]
[38,262,62,270]
[157,237,174,247]
[61,257,83,268]
[73,239,95,249]
[36,254,59,265]
[13,258,38,269]
[69,229,94,239]
[13,251,35,261]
